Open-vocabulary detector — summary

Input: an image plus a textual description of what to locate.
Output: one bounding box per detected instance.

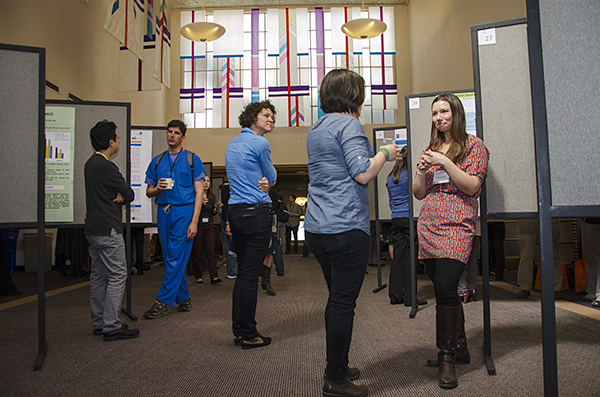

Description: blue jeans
[220,219,238,277]
[229,206,273,339]
[305,229,369,382]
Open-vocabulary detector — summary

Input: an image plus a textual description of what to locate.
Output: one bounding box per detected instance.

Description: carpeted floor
[1,255,599,397]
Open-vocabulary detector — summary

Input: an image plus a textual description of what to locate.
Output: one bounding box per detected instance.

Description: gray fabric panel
[0,49,40,224]
[540,0,600,206]
[478,23,538,214]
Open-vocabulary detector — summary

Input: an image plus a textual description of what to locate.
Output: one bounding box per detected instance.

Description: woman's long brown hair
[389,146,408,184]
[429,93,468,163]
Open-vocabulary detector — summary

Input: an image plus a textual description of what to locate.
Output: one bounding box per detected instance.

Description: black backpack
[278,203,289,223]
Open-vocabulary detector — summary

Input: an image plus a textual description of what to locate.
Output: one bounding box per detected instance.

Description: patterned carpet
[1,254,599,397]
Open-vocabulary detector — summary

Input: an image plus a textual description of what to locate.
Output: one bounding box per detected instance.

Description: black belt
[231,203,271,209]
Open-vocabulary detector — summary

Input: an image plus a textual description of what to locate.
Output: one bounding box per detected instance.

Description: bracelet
[378,147,390,161]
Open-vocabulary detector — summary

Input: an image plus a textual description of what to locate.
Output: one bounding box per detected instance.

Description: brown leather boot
[426,304,470,367]
[323,377,368,397]
[436,305,461,389]
[261,265,276,296]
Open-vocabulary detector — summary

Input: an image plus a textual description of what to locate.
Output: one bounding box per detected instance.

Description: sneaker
[592,300,600,308]
[177,298,191,312]
[241,334,272,350]
[103,324,139,342]
[517,290,530,299]
[144,300,168,319]
[227,275,237,279]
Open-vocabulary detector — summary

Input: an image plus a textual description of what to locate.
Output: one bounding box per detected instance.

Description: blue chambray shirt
[225,127,277,205]
[304,113,373,236]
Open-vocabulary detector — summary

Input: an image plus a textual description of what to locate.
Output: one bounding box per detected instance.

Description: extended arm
[354,143,399,185]
[187,179,205,239]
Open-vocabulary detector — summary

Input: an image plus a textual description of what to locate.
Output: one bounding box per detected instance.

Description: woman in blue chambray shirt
[304,69,399,397]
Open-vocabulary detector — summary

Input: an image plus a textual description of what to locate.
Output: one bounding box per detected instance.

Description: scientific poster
[455,92,477,136]
[45,106,75,222]
[130,130,153,223]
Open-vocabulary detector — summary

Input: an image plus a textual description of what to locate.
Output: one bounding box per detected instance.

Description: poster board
[405,91,476,218]
[472,18,537,217]
[0,44,45,226]
[45,101,130,226]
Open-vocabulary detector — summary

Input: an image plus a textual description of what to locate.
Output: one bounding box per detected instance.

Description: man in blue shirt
[143,120,206,319]
[226,101,277,349]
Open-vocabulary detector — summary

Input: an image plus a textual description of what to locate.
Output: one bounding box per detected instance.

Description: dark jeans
[229,206,273,339]
[424,258,466,307]
[286,225,298,253]
[191,225,218,281]
[270,234,285,275]
[488,221,506,278]
[389,217,418,304]
[305,229,369,382]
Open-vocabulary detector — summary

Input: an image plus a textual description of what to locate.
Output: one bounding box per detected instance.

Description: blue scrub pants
[156,204,194,306]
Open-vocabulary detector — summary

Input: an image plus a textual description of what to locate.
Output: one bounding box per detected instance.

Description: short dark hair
[319,69,365,116]
[90,120,117,151]
[167,119,187,136]
[238,100,277,128]
[290,194,296,200]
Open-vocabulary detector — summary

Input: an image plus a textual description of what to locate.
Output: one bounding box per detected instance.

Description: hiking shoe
[178,298,191,312]
[103,324,139,342]
[144,300,168,319]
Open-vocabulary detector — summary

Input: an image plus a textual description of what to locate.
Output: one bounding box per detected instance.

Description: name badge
[433,170,450,185]
[202,218,209,223]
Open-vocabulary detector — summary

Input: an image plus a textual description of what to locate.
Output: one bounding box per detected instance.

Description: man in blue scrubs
[143,120,205,319]
[226,101,277,349]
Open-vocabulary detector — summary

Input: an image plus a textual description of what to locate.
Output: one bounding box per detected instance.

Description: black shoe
[103,324,139,341]
[405,298,428,306]
[517,290,530,299]
[234,336,243,346]
[93,328,102,336]
[137,269,144,276]
[277,272,284,276]
[390,297,404,305]
[241,335,272,349]
[211,278,222,284]
[495,274,504,281]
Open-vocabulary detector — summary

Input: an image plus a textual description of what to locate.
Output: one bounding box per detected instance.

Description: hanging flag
[118,0,161,92]
[153,0,171,88]
[104,0,144,60]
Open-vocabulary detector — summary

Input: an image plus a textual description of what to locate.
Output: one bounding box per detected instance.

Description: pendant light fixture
[341,0,387,39]
[179,1,225,42]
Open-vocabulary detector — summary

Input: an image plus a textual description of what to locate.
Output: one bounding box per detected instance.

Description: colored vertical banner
[251,9,260,103]
[153,0,171,88]
[104,0,144,60]
[315,7,325,119]
[44,107,75,222]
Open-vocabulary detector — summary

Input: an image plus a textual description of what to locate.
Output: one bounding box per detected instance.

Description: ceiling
[171,0,408,9]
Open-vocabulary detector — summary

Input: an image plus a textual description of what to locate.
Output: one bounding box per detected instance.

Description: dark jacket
[84,153,134,236]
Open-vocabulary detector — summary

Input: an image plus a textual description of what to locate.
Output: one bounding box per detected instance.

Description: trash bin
[23,233,52,273]
[4,229,19,272]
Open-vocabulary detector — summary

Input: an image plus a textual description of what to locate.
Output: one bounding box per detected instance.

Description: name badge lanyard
[167,150,183,178]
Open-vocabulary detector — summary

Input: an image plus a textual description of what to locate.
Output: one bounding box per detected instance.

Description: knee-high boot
[436,305,461,389]
[426,304,470,366]
[261,265,276,296]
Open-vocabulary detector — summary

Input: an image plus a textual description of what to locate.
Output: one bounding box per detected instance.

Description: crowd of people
[20,67,586,397]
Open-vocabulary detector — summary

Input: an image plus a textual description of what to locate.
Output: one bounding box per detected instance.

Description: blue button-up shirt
[225,127,277,205]
[304,113,373,236]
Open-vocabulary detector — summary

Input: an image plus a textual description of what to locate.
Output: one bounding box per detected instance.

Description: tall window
[180,7,397,129]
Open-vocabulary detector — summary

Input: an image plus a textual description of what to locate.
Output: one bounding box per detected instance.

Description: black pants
[229,206,273,339]
[424,258,466,307]
[286,225,298,253]
[488,221,506,278]
[389,217,418,304]
[306,229,369,382]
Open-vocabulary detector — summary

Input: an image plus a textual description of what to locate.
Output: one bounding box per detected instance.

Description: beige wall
[407,0,526,94]
[1,0,525,166]
[1,0,170,126]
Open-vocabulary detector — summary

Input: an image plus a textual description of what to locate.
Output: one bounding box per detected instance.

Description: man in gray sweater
[84,120,138,341]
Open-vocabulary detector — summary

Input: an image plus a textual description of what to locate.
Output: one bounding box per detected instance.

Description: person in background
[304,69,399,397]
[143,120,206,318]
[219,182,238,279]
[581,218,600,308]
[286,195,302,254]
[191,175,221,285]
[413,93,489,389]
[226,100,277,349]
[276,193,288,257]
[386,146,427,307]
[84,120,138,341]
